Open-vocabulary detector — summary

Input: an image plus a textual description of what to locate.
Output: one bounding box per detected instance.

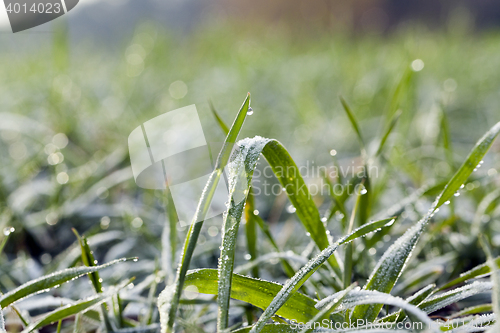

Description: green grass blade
[249,217,394,333]
[352,121,500,322]
[164,268,319,323]
[161,93,251,333]
[418,282,492,314]
[375,109,402,157]
[262,140,342,277]
[438,257,500,291]
[435,121,500,208]
[386,67,412,124]
[380,284,435,323]
[217,137,342,330]
[209,99,230,135]
[21,279,133,333]
[329,289,434,327]
[339,96,365,155]
[244,189,259,278]
[298,283,356,333]
[0,258,130,308]
[449,304,493,319]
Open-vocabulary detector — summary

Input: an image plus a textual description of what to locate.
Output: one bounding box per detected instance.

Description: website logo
[3,0,79,32]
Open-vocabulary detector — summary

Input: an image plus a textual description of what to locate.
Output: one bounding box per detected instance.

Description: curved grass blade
[418,282,492,314]
[180,268,319,323]
[161,94,251,333]
[436,121,500,208]
[375,109,402,157]
[437,257,500,291]
[380,284,435,323]
[209,99,230,135]
[0,258,130,308]
[249,217,396,333]
[298,283,356,333]
[327,289,434,329]
[21,279,134,333]
[449,304,493,319]
[217,137,342,330]
[339,96,365,154]
[352,121,500,322]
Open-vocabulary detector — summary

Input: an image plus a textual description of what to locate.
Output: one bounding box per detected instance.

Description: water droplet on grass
[286,205,296,213]
[247,107,253,115]
[3,227,14,236]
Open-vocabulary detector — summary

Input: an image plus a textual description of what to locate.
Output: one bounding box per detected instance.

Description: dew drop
[244,254,252,260]
[321,217,327,223]
[460,184,465,189]
[3,227,14,236]
[247,107,254,116]
[306,232,311,237]
[286,205,296,213]
[444,200,451,205]
[454,191,460,197]
[360,188,368,195]
[253,209,259,215]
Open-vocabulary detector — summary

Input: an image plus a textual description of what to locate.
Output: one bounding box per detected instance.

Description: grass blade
[0,258,130,308]
[209,99,230,135]
[438,257,500,291]
[160,93,251,333]
[298,283,357,333]
[332,289,434,328]
[449,304,493,319]
[217,137,343,330]
[375,109,402,157]
[172,268,319,323]
[339,96,366,156]
[436,121,500,208]
[352,121,500,322]
[418,282,492,314]
[249,217,395,333]
[21,279,133,333]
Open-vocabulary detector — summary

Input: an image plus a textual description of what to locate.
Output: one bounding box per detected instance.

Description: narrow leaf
[21,279,133,333]
[419,282,492,314]
[438,257,500,291]
[249,217,395,333]
[352,121,500,322]
[0,258,130,308]
[161,94,251,333]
